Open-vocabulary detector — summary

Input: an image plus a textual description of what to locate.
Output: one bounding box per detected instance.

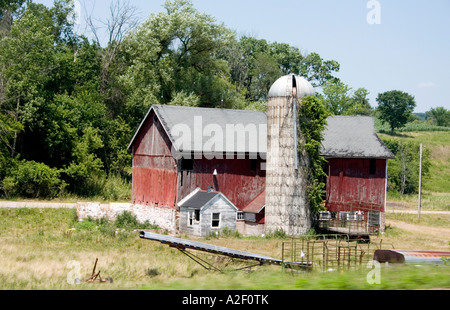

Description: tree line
[0,0,446,200]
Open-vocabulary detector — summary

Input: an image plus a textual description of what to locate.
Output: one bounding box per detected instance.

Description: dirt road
[0,201,77,209]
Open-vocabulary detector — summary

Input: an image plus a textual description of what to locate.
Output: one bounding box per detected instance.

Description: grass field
[0,207,448,290]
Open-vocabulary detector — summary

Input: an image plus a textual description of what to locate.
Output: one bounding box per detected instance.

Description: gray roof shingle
[320,116,394,159]
[180,191,220,210]
[128,104,267,156]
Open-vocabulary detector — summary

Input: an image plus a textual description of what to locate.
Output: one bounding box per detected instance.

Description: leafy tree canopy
[426,106,450,127]
[376,90,416,133]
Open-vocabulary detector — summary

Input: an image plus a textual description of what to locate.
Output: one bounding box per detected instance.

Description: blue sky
[35,0,450,113]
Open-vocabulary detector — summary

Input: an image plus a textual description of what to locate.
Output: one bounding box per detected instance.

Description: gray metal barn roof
[320,116,394,159]
[128,104,267,156]
[129,105,394,159]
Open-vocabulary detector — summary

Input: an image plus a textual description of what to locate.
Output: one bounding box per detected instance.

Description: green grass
[387,190,450,211]
[141,264,450,290]
[386,213,450,227]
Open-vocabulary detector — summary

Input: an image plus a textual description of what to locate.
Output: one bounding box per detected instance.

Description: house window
[370,159,377,175]
[188,210,200,227]
[188,211,194,226]
[237,212,244,221]
[212,213,220,228]
[181,159,194,171]
[195,210,200,222]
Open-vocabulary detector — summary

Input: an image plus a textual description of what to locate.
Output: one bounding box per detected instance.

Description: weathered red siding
[326,158,386,212]
[177,157,266,210]
[132,111,177,208]
[131,111,265,210]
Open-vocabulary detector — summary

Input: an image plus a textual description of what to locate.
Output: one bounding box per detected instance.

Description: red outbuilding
[319,116,395,235]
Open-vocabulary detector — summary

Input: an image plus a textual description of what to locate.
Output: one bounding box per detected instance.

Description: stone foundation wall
[236,221,265,237]
[76,202,177,233]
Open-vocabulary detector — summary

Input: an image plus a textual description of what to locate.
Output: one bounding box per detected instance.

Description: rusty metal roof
[374,250,450,264]
[242,191,265,214]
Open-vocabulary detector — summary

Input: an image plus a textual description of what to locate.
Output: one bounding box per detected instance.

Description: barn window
[250,159,257,172]
[212,213,220,228]
[181,159,194,171]
[370,159,377,175]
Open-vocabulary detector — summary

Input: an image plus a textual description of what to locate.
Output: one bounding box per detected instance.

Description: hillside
[378,130,449,211]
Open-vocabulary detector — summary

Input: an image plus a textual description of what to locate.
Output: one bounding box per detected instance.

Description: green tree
[0,4,55,157]
[426,106,450,127]
[376,90,416,132]
[228,37,340,102]
[299,52,340,87]
[0,1,127,198]
[350,88,372,116]
[120,0,241,128]
[0,112,22,186]
[322,80,352,115]
[249,52,282,101]
[322,81,371,116]
[0,0,25,36]
[64,126,105,196]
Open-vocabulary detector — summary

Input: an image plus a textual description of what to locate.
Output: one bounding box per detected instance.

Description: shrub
[115,211,140,230]
[101,174,131,201]
[265,228,287,239]
[114,211,159,231]
[3,160,62,198]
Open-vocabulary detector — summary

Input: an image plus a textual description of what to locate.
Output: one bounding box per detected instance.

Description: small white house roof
[178,188,238,211]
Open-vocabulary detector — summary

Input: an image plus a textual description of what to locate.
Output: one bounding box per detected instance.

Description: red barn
[127,105,267,234]
[128,106,394,236]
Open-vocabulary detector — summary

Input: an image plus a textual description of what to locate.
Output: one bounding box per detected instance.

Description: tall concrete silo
[265,74,315,236]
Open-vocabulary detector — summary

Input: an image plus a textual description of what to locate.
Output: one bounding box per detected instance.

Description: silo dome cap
[268,75,315,98]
